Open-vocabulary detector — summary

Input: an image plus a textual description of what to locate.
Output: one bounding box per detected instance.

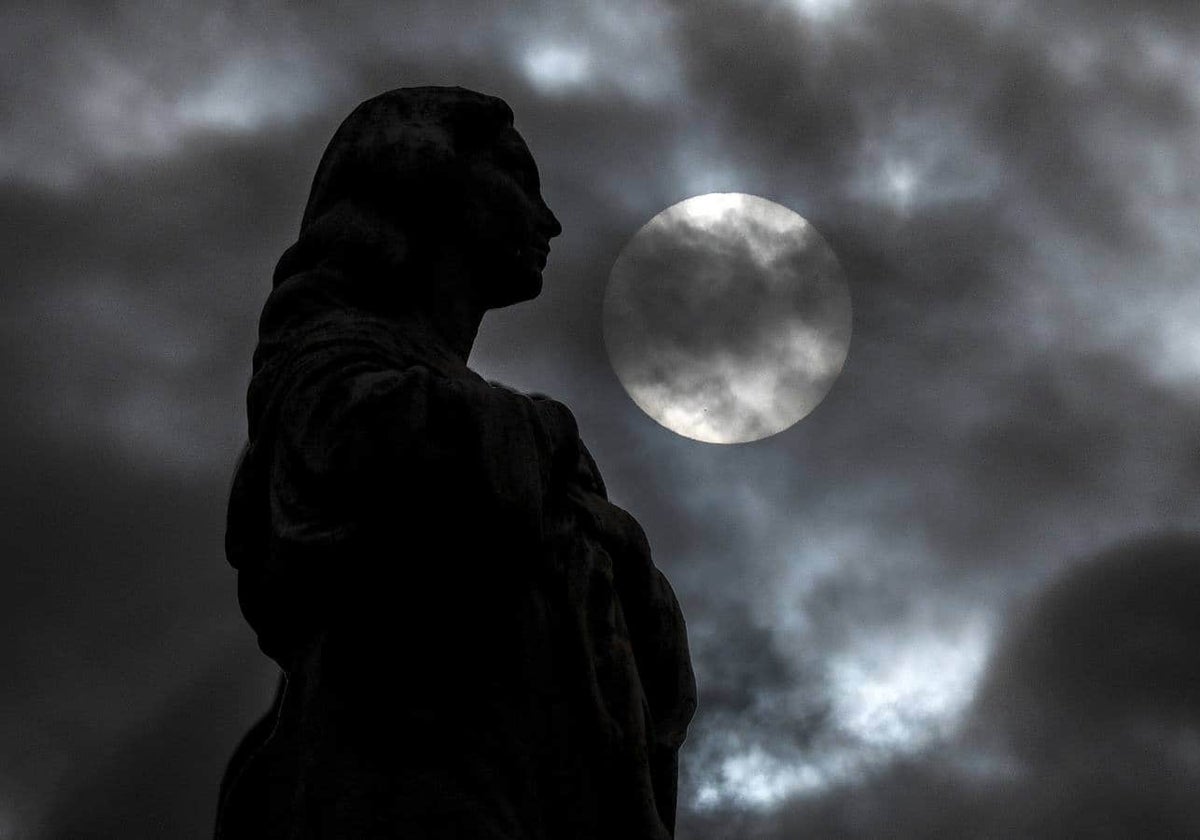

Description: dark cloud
[41,646,275,840]
[975,533,1200,746]
[5,0,1200,835]
[680,535,1200,838]
[0,420,276,834]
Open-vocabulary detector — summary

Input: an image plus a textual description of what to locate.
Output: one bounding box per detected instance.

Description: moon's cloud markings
[603,193,852,444]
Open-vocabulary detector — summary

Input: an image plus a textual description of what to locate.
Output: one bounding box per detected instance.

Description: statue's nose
[539,201,562,240]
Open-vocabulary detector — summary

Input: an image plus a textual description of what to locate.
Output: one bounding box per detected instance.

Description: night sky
[6,1,1200,837]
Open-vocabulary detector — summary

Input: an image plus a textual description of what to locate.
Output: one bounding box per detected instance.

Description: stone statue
[216,87,696,839]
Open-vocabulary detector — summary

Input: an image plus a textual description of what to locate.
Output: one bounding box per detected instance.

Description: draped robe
[217,262,697,839]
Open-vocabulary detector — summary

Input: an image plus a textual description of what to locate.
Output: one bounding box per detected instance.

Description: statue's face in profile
[459,126,562,309]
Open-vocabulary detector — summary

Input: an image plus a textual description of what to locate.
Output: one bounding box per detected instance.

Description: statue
[216,87,696,839]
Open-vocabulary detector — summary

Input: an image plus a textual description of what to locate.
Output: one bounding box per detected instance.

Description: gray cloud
[5,0,1200,836]
[680,534,1200,839]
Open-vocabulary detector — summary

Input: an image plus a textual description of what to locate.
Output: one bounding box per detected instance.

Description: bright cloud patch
[520,44,594,92]
[827,622,992,750]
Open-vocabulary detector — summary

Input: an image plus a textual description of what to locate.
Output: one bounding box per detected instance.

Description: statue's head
[294,86,561,309]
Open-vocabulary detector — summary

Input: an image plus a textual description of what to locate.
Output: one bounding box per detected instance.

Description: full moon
[603,193,852,444]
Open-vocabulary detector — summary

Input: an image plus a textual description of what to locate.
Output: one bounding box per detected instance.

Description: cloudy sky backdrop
[5,1,1200,837]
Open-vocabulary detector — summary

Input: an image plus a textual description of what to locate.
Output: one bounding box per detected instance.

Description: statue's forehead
[488,126,538,169]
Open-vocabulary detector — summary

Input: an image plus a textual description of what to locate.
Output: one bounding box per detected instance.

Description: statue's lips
[526,242,550,269]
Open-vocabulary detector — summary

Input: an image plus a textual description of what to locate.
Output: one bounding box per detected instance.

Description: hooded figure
[216,87,696,839]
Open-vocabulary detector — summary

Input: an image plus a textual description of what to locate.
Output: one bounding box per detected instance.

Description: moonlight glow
[603,193,852,443]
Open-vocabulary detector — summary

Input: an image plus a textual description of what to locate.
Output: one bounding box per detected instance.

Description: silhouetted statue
[216,87,696,839]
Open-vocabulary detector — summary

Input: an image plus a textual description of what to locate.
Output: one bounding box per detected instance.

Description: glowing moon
[603,193,851,444]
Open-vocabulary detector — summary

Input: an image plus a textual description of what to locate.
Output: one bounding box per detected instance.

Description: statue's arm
[564,457,697,832]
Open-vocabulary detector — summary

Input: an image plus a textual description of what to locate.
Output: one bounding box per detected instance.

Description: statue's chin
[487,267,543,309]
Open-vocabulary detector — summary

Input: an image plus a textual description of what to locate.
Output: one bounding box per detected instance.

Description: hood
[249,86,516,427]
[229,88,515,599]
